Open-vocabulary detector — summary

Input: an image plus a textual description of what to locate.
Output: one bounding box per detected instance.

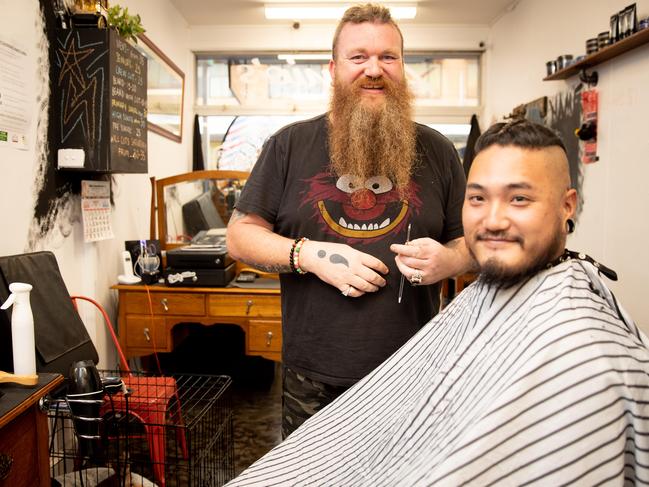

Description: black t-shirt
[236,114,466,386]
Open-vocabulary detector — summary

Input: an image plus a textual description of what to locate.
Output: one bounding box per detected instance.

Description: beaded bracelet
[289,237,301,274]
[289,237,308,275]
[294,237,308,274]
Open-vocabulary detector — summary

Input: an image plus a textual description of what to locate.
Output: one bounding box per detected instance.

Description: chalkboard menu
[53,28,147,173]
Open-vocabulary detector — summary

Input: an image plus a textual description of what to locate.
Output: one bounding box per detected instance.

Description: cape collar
[547,249,618,281]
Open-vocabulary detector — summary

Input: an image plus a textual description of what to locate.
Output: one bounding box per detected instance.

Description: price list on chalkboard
[53,29,147,173]
[109,33,146,171]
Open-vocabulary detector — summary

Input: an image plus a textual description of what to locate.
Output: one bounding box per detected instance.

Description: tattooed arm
[226,210,293,274]
[227,209,389,297]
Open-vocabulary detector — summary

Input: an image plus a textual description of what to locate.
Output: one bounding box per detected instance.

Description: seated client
[227,119,649,486]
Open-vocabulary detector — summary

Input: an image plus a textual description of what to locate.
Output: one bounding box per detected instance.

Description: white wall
[0,0,44,257]
[0,0,193,369]
[485,0,649,330]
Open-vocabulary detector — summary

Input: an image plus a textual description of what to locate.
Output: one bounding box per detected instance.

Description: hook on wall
[579,69,598,87]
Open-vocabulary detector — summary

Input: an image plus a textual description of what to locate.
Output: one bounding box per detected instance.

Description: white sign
[0,35,31,150]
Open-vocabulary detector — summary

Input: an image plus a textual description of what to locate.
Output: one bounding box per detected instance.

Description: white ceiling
[169,0,518,26]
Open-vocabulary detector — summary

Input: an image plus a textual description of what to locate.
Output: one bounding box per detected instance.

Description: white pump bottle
[1,282,36,375]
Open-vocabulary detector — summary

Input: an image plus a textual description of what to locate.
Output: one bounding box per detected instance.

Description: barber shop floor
[154,324,283,477]
[231,361,283,475]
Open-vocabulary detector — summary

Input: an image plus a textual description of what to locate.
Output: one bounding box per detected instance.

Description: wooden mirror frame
[152,170,249,251]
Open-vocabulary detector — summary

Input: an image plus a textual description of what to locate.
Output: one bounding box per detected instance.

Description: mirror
[154,170,249,251]
[135,34,185,143]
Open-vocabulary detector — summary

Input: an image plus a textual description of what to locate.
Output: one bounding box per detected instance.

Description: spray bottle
[1,282,36,375]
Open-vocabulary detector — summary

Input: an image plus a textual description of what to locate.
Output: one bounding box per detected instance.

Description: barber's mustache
[357,76,385,88]
[351,75,399,92]
[476,231,524,244]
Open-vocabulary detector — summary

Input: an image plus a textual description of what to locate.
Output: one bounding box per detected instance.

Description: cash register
[165,229,235,286]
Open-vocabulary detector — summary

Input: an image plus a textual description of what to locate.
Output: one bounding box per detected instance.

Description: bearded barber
[227,3,472,438]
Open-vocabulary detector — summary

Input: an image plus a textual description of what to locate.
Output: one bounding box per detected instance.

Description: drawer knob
[0,453,13,480]
[246,299,253,315]
[266,331,273,346]
[161,298,169,312]
[143,327,151,342]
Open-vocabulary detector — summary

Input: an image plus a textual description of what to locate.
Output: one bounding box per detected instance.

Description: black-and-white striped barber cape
[227,257,649,486]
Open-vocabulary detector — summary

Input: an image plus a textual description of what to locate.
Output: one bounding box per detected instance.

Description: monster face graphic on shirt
[301,172,423,245]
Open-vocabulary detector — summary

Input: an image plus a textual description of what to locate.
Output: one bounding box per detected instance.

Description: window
[195,52,480,170]
[406,54,479,107]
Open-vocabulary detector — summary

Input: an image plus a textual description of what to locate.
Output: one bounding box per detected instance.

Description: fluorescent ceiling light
[265,5,417,20]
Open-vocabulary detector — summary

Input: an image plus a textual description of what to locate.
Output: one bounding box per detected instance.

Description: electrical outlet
[57,148,85,168]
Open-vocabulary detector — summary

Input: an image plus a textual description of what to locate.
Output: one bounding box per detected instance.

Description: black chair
[0,251,99,387]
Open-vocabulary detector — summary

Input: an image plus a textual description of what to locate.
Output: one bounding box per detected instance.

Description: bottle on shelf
[1,282,37,376]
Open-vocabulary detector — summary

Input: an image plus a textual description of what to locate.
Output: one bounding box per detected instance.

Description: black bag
[0,251,98,375]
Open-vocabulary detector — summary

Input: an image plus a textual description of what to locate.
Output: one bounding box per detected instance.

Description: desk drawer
[124,293,205,315]
[208,294,281,318]
[248,319,282,353]
[125,316,167,349]
[0,410,39,486]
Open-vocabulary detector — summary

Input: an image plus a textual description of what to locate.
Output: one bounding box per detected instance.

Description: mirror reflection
[135,34,185,143]
[155,171,248,249]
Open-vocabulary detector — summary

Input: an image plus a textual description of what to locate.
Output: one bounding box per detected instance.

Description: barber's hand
[390,237,456,286]
[299,240,388,298]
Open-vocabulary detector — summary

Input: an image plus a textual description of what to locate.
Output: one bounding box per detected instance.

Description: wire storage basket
[47,371,234,486]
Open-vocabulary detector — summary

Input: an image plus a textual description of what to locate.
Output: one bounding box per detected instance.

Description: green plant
[106,4,145,43]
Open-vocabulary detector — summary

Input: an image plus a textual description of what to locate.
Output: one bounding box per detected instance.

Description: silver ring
[342,285,353,297]
[410,271,423,285]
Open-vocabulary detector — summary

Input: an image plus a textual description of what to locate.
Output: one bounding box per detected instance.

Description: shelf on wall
[544,27,649,81]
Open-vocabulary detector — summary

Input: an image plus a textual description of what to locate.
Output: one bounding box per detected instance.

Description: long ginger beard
[328,74,416,193]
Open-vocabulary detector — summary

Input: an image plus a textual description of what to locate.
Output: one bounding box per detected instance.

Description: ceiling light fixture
[264,4,417,20]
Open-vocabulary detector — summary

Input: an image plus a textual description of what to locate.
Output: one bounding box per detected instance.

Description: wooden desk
[0,373,64,487]
[112,284,282,362]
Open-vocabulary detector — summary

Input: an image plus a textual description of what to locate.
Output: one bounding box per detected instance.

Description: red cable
[70,295,131,376]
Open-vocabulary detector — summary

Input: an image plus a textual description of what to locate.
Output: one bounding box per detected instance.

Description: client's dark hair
[475,119,567,155]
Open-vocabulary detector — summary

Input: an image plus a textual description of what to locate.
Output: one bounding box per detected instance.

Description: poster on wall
[0,35,31,150]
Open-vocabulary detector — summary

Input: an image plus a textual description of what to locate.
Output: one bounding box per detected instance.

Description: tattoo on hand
[316,249,349,267]
[330,253,349,267]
